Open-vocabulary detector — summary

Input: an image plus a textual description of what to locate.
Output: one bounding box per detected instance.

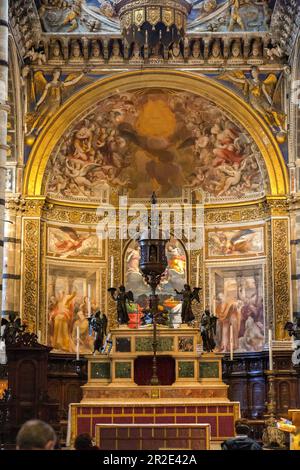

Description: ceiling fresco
[34,1,275,34]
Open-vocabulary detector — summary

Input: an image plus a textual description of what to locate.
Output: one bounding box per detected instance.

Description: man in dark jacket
[221,419,262,450]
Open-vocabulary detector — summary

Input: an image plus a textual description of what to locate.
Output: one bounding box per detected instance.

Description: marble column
[0,1,9,314]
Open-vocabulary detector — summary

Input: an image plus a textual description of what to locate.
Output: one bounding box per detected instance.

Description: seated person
[16,420,57,450]
[74,433,99,450]
[221,419,262,450]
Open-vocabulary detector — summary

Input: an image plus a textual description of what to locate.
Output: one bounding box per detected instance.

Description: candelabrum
[265,369,277,418]
[138,193,169,386]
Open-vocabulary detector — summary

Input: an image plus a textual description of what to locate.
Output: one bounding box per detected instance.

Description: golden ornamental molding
[272,218,291,341]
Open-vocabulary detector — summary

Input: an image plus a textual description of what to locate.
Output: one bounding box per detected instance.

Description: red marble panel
[191,428,202,438]
[175,406,185,413]
[134,416,154,424]
[113,407,122,414]
[197,406,207,413]
[141,428,152,439]
[167,427,177,438]
[114,417,133,424]
[176,416,196,424]
[144,407,153,414]
[134,407,144,414]
[155,416,175,424]
[95,417,112,424]
[103,407,112,414]
[218,406,228,413]
[197,416,216,436]
[117,428,128,439]
[129,427,140,439]
[153,439,164,449]
[155,407,165,413]
[101,428,116,439]
[208,406,217,413]
[153,428,164,439]
[177,428,189,438]
[124,407,133,414]
[218,416,234,437]
[194,439,205,450]
[77,417,91,434]
[170,439,189,449]
[118,440,139,450]
[165,407,175,413]
[100,439,116,450]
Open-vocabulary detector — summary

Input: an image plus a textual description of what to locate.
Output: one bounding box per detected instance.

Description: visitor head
[235,419,251,436]
[74,433,99,450]
[16,420,57,450]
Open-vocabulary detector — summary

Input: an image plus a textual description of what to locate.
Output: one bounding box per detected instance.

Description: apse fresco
[47,226,102,259]
[207,226,264,258]
[47,264,101,353]
[124,237,187,328]
[45,89,265,201]
[212,265,264,353]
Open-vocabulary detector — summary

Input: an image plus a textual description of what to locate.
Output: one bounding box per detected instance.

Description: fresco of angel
[48,226,100,258]
[208,227,264,256]
[218,66,286,140]
[25,69,89,136]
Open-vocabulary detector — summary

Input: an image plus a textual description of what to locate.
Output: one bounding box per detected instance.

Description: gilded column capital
[24,197,46,217]
[266,197,289,216]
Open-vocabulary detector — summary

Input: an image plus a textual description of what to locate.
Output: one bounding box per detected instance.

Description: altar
[69,326,240,447]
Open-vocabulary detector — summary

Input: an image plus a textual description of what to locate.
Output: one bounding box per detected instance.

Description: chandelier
[115,0,192,47]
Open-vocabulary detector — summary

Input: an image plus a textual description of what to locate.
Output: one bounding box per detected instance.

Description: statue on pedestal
[175,284,201,324]
[88,310,108,353]
[108,286,134,325]
[200,309,218,352]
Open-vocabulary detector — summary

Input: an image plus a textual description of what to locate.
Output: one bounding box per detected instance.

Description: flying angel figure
[218,66,286,140]
[51,226,90,257]
[25,69,90,136]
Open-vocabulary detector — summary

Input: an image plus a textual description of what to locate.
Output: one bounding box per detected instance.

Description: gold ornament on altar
[115,0,191,47]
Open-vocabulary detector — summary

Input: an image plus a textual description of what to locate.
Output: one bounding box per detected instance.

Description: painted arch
[23,70,289,201]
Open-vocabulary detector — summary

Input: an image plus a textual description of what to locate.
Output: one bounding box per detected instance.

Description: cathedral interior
[1,0,300,451]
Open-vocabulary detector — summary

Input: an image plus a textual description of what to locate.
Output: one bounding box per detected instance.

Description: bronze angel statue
[1,313,26,345]
[108,285,134,325]
[175,284,201,324]
[218,66,286,141]
[25,68,90,136]
[88,310,108,354]
[200,309,217,352]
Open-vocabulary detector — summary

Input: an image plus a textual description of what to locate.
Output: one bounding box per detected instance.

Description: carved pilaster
[21,218,40,332]
[107,237,122,329]
[272,218,291,340]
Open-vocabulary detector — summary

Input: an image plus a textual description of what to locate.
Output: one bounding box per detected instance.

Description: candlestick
[87,283,91,317]
[110,256,114,288]
[268,328,273,370]
[76,326,80,361]
[37,330,41,344]
[196,254,200,286]
[230,324,233,361]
